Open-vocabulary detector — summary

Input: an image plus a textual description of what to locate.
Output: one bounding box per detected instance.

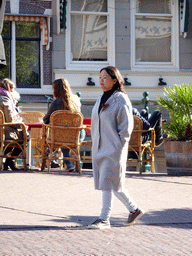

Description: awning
[0,0,6,69]
[4,15,49,47]
[180,0,190,38]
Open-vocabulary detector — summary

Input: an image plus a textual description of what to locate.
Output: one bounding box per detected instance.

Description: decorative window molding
[4,15,50,48]
[66,0,115,70]
[130,0,179,71]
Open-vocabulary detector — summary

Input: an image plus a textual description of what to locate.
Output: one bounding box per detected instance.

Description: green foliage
[1,21,40,87]
[156,83,192,140]
[15,22,40,86]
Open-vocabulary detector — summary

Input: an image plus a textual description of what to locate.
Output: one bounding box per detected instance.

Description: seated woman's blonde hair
[0,78,15,92]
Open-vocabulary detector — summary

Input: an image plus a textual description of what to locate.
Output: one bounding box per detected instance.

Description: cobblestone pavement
[0,223,192,256]
[0,169,191,255]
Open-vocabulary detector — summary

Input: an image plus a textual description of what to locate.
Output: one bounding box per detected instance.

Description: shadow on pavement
[45,208,192,230]
[125,173,192,186]
[1,208,189,231]
[0,169,94,178]
[139,208,192,227]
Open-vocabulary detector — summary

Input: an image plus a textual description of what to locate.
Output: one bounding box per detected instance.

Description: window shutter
[60,0,67,29]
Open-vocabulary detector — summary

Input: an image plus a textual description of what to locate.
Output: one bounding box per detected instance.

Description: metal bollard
[47,97,53,109]
[142,91,149,120]
[76,92,83,168]
[142,91,151,172]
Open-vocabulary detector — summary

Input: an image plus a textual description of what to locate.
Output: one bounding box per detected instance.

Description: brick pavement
[0,169,192,255]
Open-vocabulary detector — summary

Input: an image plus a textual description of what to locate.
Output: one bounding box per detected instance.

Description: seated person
[9,82,21,113]
[0,78,26,171]
[132,108,164,147]
[43,78,85,172]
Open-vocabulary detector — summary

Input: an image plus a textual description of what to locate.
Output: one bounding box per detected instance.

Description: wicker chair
[80,124,92,162]
[19,111,45,167]
[0,110,28,170]
[41,110,85,173]
[127,116,155,174]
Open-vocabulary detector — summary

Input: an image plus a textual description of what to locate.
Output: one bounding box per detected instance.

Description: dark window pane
[135,17,171,62]
[71,0,107,12]
[1,22,11,79]
[137,0,171,14]
[71,14,107,61]
[16,22,40,38]
[1,21,11,37]
[16,41,40,87]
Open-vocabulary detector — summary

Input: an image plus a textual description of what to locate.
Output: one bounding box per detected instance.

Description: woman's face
[99,70,116,92]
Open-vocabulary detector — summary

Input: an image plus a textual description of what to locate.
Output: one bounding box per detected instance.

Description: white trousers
[99,190,138,221]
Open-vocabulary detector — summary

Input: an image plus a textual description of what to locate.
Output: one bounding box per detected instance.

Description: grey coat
[91,91,133,192]
[0,93,23,140]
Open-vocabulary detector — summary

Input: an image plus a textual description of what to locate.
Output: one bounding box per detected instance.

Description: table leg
[27,131,31,168]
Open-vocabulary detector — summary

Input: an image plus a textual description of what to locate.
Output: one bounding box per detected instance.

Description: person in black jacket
[132,108,164,147]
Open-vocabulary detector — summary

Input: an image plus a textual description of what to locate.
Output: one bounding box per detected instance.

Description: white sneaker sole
[87,224,111,230]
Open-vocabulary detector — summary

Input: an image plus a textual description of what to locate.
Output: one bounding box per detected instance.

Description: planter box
[164,140,192,176]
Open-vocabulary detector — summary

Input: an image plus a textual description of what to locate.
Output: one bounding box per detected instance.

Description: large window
[131,0,179,70]
[1,21,41,88]
[66,0,115,70]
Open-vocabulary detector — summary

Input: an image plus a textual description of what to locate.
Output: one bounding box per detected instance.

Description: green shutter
[60,0,67,29]
[180,0,190,37]
[184,0,189,33]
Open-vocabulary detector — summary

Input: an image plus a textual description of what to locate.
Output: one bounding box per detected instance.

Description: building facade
[1,0,192,103]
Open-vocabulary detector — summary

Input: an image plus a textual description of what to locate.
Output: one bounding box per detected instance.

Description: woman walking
[88,66,144,229]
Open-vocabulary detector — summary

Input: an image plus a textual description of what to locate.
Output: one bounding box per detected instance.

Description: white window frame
[66,0,115,70]
[130,0,179,71]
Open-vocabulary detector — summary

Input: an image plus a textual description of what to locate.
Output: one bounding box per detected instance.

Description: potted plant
[156,83,192,176]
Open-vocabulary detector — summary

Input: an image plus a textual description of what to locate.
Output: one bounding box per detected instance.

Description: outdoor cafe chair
[127,115,155,174]
[40,110,85,173]
[0,110,28,171]
[19,111,45,168]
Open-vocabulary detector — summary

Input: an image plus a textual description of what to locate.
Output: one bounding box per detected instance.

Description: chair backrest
[49,110,83,145]
[19,111,45,124]
[19,111,45,140]
[129,116,143,150]
[50,110,83,127]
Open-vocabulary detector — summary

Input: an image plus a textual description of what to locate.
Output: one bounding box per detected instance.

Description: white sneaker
[88,219,111,230]
[65,165,75,172]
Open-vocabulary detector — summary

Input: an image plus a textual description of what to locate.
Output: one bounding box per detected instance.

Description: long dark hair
[100,66,126,93]
[53,78,77,112]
